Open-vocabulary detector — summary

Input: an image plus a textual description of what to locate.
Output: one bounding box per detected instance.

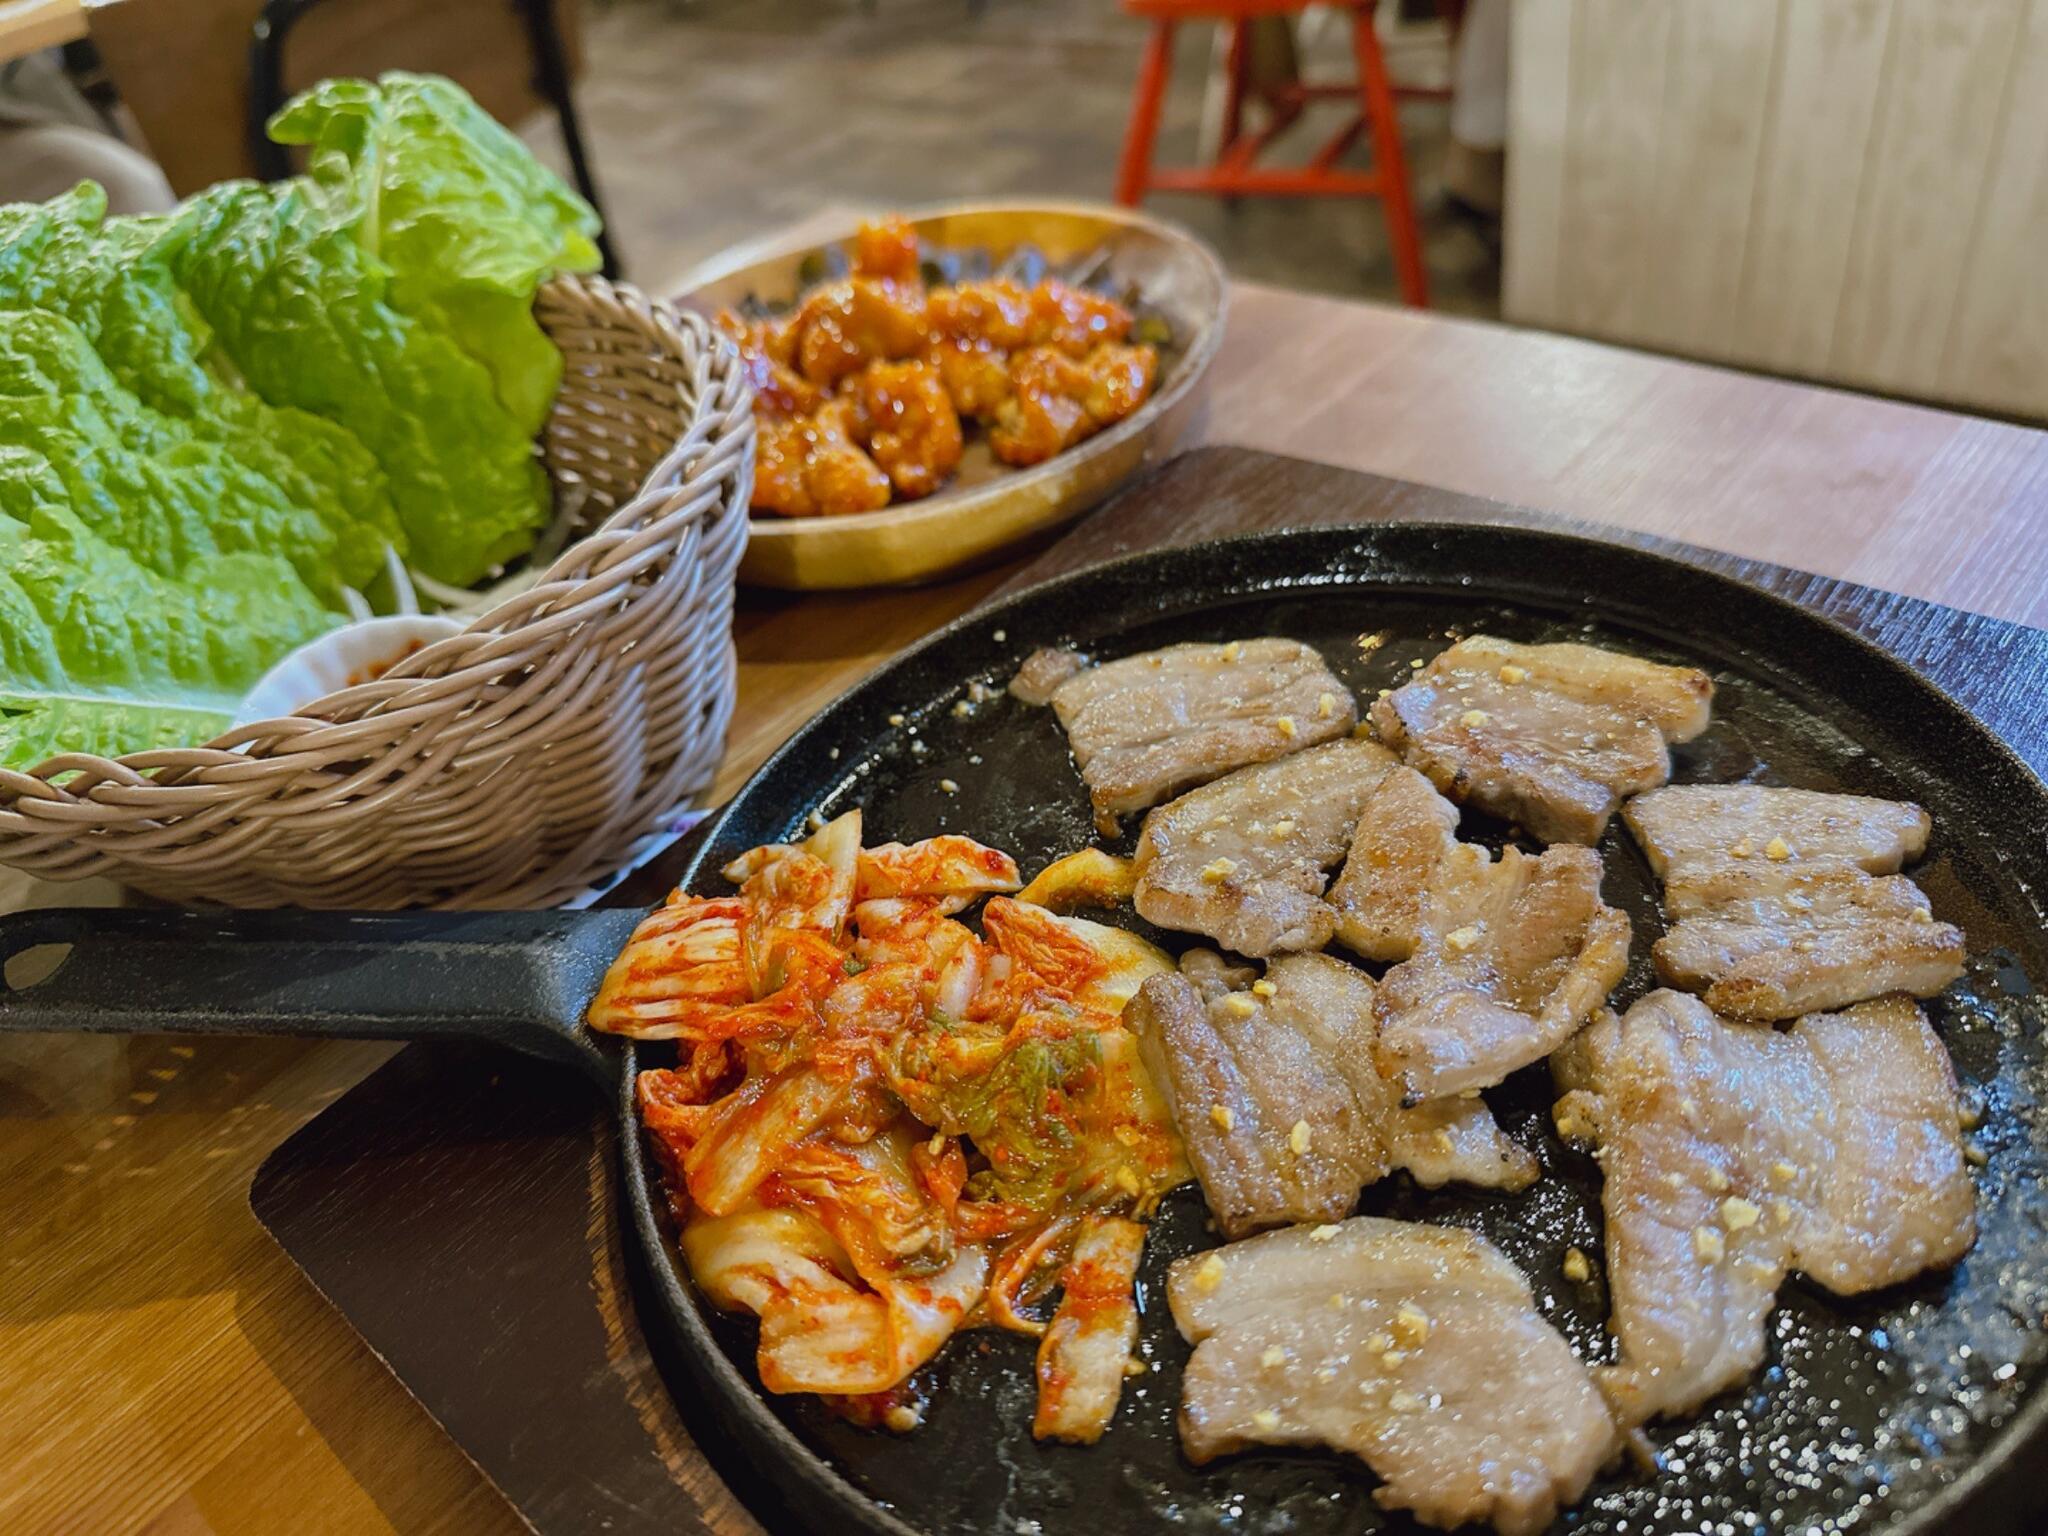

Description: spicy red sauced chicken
[717,216,1162,517]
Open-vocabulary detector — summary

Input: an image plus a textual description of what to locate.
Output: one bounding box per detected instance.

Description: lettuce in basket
[0,186,401,605]
[269,72,604,437]
[0,74,600,772]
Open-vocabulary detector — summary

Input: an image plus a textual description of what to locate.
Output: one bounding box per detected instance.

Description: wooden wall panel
[1829,0,2027,392]
[1499,0,1574,322]
[1553,0,1672,339]
[1639,0,1781,359]
[1505,0,2048,421]
[1939,0,2048,419]
[1728,0,1891,373]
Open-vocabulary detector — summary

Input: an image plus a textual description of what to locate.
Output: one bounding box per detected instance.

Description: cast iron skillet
[3,525,2046,1536]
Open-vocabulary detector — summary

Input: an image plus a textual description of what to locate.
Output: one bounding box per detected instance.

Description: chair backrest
[87,0,584,195]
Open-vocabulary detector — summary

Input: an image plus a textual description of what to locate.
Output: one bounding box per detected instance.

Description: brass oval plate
[672,201,1229,590]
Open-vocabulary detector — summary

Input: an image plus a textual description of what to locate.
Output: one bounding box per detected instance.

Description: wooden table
[0,0,86,64]
[4,282,2046,1536]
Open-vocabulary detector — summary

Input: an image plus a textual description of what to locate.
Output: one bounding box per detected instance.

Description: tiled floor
[547,0,1500,314]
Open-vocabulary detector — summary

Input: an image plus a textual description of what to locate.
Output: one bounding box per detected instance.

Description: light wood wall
[1504,0,2048,422]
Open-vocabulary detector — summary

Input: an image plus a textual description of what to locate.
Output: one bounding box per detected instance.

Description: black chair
[246,0,620,276]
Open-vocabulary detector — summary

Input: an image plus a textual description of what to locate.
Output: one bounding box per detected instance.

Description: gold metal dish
[672,201,1229,590]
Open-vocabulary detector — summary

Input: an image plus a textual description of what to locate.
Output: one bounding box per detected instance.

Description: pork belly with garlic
[1131,737,1400,956]
[1624,784,1965,1020]
[1324,766,1630,1100]
[1016,638,1356,834]
[1370,636,1713,845]
[1552,989,1976,1426]
[1168,1218,1616,1536]
[1129,948,1534,1239]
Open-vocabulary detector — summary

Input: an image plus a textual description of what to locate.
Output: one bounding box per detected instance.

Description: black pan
[4,524,2046,1536]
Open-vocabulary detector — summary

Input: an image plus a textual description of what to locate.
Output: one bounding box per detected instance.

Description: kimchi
[587,810,1189,1442]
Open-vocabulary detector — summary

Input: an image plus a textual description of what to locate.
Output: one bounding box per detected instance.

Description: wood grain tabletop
[0,0,85,66]
[3,278,2045,1536]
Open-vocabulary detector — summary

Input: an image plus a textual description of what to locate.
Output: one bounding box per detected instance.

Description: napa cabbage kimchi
[585,810,1189,1441]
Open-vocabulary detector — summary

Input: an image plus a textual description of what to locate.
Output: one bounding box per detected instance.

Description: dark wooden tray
[251,447,2048,1535]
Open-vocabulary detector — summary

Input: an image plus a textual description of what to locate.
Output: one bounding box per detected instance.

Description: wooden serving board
[251,449,2048,1536]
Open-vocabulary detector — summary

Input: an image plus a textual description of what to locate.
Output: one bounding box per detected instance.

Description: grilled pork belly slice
[1328,764,1462,961]
[1129,950,1535,1239]
[1375,841,1631,1100]
[1333,768,1629,1099]
[1370,636,1713,845]
[1168,1218,1617,1536]
[1033,1214,1145,1444]
[1626,783,1932,875]
[1131,738,1399,955]
[1016,638,1356,834]
[1552,990,1976,1428]
[1655,869,1965,1019]
[1623,785,1965,1020]
[1008,645,1088,706]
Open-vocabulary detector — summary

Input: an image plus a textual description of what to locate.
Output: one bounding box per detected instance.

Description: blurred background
[3,0,2043,422]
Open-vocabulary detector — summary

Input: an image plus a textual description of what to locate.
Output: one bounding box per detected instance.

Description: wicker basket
[0,274,754,910]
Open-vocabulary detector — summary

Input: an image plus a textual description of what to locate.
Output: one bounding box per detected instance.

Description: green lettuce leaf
[0,73,601,767]
[0,186,400,603]
[0,508,334,768]
[0,316,338,769]
[268,71,602,436]
[164,177,552,587]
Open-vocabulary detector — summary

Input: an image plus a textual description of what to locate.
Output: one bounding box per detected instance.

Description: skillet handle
[0,905,648,1085]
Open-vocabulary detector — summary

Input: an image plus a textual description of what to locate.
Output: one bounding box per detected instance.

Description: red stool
[1115,0,1433,307]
